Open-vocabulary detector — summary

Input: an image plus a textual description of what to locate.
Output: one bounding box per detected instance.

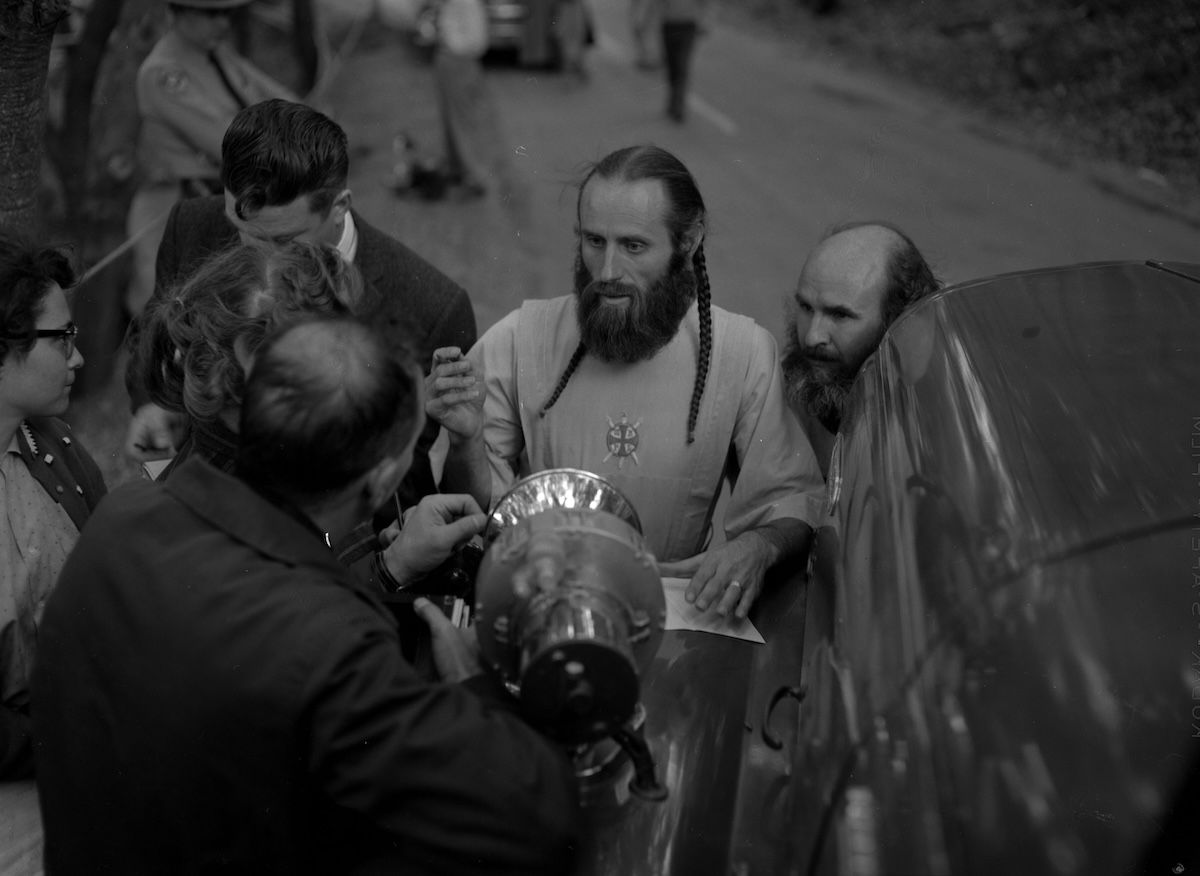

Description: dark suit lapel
[177,197,241,282]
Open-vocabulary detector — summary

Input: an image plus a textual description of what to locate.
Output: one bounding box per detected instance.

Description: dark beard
[781,319,856,433]
[573,250,696,364]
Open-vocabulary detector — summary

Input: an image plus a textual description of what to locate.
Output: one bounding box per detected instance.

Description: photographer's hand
[414,597,483,683]
[380,494,486,587]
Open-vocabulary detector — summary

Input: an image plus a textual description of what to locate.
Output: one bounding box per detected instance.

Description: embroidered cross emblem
[604,413,641,468]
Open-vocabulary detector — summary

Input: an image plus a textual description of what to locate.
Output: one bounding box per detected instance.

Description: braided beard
[573,250,696,363]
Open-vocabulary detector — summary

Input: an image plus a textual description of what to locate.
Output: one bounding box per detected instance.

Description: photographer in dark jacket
[33,316,579,875]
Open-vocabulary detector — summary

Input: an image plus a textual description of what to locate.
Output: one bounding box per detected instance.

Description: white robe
[468,296,825,562]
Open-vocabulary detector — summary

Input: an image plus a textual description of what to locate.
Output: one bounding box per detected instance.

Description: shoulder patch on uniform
[157,67,189,94]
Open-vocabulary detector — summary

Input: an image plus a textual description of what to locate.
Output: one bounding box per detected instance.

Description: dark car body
[484,0,564,66]
[567,260,1200,875]
[569,559,811,876]
[414,0,561,66]
[482,0,543,51]
[792,261,1200,875]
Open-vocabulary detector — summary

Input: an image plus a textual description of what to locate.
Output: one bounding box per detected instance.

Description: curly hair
[0,229,77,366]
[131,238,365,423]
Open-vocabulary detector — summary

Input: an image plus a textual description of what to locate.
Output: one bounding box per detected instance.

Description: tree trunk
[0,0,71,233]
[51,0,128,223]
[43,0,162,396]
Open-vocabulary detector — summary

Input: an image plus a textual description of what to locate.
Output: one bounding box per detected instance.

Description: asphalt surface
[332,0,1200,345]
[66,0,1200,489]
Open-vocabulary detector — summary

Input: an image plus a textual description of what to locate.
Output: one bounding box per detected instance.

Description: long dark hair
[541,145,713,444]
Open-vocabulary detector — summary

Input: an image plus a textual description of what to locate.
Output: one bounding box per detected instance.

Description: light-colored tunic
[135,31,297,185]
[0,433,78,714]
[470,296,825,561]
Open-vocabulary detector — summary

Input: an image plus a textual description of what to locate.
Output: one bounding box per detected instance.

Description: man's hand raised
[424,347,484,444]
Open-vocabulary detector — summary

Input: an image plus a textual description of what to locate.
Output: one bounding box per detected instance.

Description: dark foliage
[745,0,1199,197]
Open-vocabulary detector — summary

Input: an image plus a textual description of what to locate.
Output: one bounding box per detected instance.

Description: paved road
[344,0,1198,343]
[490,0,1199,338]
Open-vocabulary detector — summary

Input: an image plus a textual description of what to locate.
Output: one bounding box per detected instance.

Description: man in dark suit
[125,99,475,509]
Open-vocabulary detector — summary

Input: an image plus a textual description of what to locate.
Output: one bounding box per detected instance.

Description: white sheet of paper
[660,577,766,644]
[141,458,172,481]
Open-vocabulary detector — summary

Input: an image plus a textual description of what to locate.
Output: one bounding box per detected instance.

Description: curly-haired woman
[129,237,367,478]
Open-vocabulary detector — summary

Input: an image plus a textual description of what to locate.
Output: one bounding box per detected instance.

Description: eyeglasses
[3,324,79,358]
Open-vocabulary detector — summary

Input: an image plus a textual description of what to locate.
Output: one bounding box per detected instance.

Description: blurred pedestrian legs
[555,0,592,82]
[520,0,557,67]
[657,0,711,122]
[433,0,493,198]
[630,0,660,69]
[661,20,695,121]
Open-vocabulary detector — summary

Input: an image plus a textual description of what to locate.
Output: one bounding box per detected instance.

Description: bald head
[782,220,939,431]
[238,317,421,503]
[802,223,901,315]
[270,320,371,398]
[814,220,940,324]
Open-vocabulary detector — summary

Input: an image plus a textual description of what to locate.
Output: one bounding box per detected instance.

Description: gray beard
[783,358,852,433]
[781,321,860,433]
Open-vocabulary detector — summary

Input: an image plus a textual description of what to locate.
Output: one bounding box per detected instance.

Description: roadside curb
[716,5,1200,237]
[1084,168,1200,232]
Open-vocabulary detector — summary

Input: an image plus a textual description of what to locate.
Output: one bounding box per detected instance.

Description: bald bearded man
[782,221,941,478]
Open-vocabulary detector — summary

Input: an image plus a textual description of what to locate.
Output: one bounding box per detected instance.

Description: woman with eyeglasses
[0,230,106,780]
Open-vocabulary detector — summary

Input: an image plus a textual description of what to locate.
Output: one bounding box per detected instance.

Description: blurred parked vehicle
[794,261,1200,875]
[412,0,563,67]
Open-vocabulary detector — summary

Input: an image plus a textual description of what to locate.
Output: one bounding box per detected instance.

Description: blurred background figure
[629,0,660,70]
[125,0,299,317]
[0,230,106,781]
[519,0,557,67]
[431,0,495,200]
[657,0,712,121]
[554,0,593,82]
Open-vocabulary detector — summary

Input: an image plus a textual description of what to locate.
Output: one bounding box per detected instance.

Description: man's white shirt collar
[337,211,359,263]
